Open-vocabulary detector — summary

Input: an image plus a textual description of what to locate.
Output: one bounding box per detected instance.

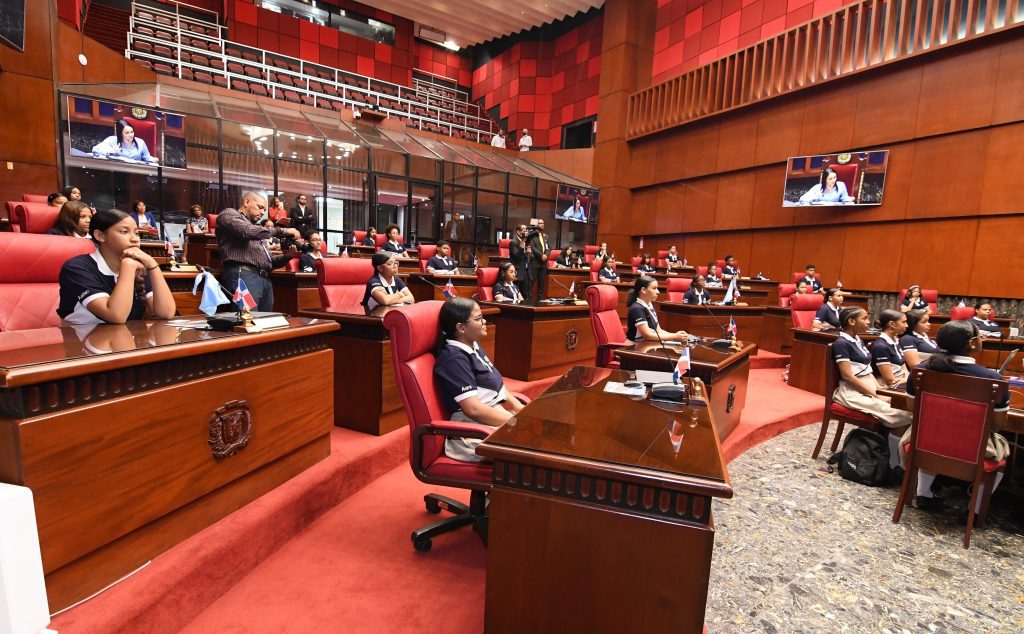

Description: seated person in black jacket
[664,245,684,270]
[626,277,689,342]
[972,302,1002,337]
[871,309,909,389]
[722,255,739,277]
[554,245,580,269]
[683,275,712,305]
[493,262,523,304]
[427,240,460,274]
[298,231,324,272]
[45,201,93,238]
[705,263,723,287]
[362,226,377,246]
[812,288,844,331]
[900,309,939,369]
[636,253,657,274]
[597,255,619,281]
[379,224,408,256]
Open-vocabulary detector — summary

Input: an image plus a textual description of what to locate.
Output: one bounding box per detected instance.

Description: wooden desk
[405,273,478,303]
[140,240,170,265]
[545,267,590,299]
[298,305,498,435]
[164,269,203,316]
[184,233,216,267]
[271,271,321,315]
[760,306,793,354]
[480,301,595,381]
[478,366,732,634]
[658,302,766,345]
[844,293,871,311]
[0,317,337,610]
[346,245,377,257]
[929,314,1014,337]
[615,340,756,441]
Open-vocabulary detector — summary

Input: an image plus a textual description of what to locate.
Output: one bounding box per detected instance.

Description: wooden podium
[478,366,732,633]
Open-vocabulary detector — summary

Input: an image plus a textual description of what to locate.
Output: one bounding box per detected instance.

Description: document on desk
[604,382,646,397]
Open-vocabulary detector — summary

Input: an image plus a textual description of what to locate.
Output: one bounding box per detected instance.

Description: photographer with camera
[527,218,551,301]
[509,224,531,301]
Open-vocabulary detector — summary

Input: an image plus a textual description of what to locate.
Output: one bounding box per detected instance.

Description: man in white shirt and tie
[490,130,506,148]
[518,128,533,152]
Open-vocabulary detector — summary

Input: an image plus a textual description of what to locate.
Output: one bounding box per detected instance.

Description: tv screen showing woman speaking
[66,96,187,170]
[782,150,888,206]
[556,185,599,224]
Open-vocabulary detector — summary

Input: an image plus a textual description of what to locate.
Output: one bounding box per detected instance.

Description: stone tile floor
[706,425,1024,633]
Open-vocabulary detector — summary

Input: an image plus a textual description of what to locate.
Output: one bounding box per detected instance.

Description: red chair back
[792,272,821,283]
[22,194,48,203]
[353,230,368,244]
[828,163,859,196]
[630,256,641,273]
[589,257,603,282]
[285,258,300,272]
[586,284,626,368]
[914,375,996,467]
[498,238,510,257]
[790,293,825,328]
[715,259,726,270]
[12,202,61,234]
[949,306,976,320]
[548,249,561,269]
[314,257,374,310]
[583,245,600,263]
[207,213,218,230]
[778,283,797,307]
[898,288,939,312]
[0,233,96,331]
[656,249,669,268]
[125,116,158,155]
[476,267,499,301]
[376,233,403,250]
[418,244,437,273]
[696,265,708,276]
[664,276,691,302]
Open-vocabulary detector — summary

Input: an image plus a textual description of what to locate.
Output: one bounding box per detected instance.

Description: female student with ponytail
[625,276,690,343]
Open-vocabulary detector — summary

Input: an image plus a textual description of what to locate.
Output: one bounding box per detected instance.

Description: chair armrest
[412,420,495,469]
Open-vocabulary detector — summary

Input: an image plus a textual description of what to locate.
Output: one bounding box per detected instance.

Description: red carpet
[750,349,790,369]
[722,368,822,463]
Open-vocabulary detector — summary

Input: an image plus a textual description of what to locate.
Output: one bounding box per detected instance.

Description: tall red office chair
[124,116,159,160]
[498,238,510,257]
[828,163,860,198]
[949,306,977,320]
[630,256,641,273]
[897,288,939,313]
[375,232,404,251]
[207,213,218,231]
[586,284,628,369]
[314,257,373,311]
[547,248,561,269]
[893,369,1008,548]
[11,202,61,234]
[664,277,692,302]
[0,233,96,331]
[583,245,600,263]
[811,343,883,458]
[696,265,708,276]
[791,272,821,284]
[22,194,48,203]
[715,259,727,270]
[588,257,603,281]
[285,258,300,272]
[790,293,824,329]
[778,283,797,307]
[656,249,669,268]
[352,230,368,245]
[475,267,499,301]
[418,244,437,273]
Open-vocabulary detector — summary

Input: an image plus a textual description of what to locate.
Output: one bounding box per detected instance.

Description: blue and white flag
[722,276,738,304]
[194,270,230,316]
[728,316,738,339]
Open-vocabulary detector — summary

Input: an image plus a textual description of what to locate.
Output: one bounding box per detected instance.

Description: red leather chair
[583,245,600,263]
[314,257,373,311]
[715,259,726,270]
[11,202,61,234]
[696,265,708,276]
[22,194,48,203]
[498,238,510,257]
[588,257,603,282]
[418,244,438,273]
[950,306,977,320]
[284,258,301,272]
[476,267,499,301]
[547,249,561,269]
[586,284,628,369]
[207,213,218,231]
[893,369,1008,548]
[664,277,691,302]
[125,116,159,159]
[352,230,368,244]
[656,249,669,268]
[829,163,860,198]
[0,233,96,331]
[790,293,824,329]
[778,283,797,307]
[811,343,883,459]
[791,272,821,284]
[897,288,939,313]
[630,256,641,273]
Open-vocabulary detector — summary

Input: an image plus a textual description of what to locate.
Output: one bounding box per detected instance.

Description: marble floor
[705,425,1024,633]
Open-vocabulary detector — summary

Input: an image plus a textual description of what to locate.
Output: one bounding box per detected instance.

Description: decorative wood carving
[209,400,253,459]
[565,329,579,352]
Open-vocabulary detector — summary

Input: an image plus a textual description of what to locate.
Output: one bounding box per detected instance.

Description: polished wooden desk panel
[615,340,756,441]
[929,314,1014,337]
[658,302,766,345]
[478,366,732,634]
[405,273,479,303]
[479,301,595,381]
[760,306,793,354]
[183,233,216,267]
[0,318,337,610]
[271,270,322,315]
[163,270,204,316]
[843,293,871,311]
[545,267,590,299]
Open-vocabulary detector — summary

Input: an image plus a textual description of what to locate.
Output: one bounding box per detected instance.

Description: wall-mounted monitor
[782,150,889,206]
[66,96,187,170]
[556,185,599,224]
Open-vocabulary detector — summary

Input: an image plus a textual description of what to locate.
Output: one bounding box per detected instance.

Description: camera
[525,225,540,238]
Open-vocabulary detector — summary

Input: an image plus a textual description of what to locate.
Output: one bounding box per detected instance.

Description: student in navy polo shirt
[902,320,1011,511]
[361,227,377,246]
[832,306,910,469]
[493,263,523,304]
[626,276,689,342]
[433,297,526,461]
[813,288,844,331]
[972,302,1002,337]
[900,310,939,369]
[57,208,176,325]
[799,263,823,293]
[637,253,657,274]
[871,309,910,389]
[722,255,739,277]
[705,263,723,287]
[426,240,460,275]
[683,275,712,305]
[361,252,414,311]
[379,224,408,257]
[664,245,683,271]
[598,255,619,281]
[899,284,931,313]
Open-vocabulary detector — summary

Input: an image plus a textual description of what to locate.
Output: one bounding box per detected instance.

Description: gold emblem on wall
[131,107,149,119]
[836,153,852,164]
[209,400,253,459]
[565,329,579,352]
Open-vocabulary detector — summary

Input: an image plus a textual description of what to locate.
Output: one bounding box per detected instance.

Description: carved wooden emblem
[726,385,737,413]
[565,329,579,351]
[209,400,252,459]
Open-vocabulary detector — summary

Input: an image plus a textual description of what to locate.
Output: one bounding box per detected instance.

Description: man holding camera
[509,224,531,301]
[527,219,550,301]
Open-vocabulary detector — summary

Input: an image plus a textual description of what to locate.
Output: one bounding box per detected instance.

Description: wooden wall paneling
[914,45,1000,138]
[905,129,989,219]
[627,138,660,188]
[749,229,796,281]
[790,225,847,285]
[654,184,686,234]
[713,171,755,230]
[680,121,721,180]
[991,36,1024,125]
[850,64,922,148]
[681,177,719,232]
[749,165,795,228]
[753,96,805,165]
[84,37,126,84]
[654,128,688,183]
[598,187,635,237]
[0,75,57,167]
[896,218,979,295]
[632,188,659,233]
[838,222,907,290]
[0,0,54,79]
[979,122,1024,215]
[0,163,60,206]
[797,81,858,156]
[716,232,753,273]
[968,216,1024,297]
[715,109,759,172]
[682,233,717,267]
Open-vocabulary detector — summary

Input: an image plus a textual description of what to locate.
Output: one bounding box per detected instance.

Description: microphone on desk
[645,308,688,403]
[547,276,579,303]
[698,298,737,350]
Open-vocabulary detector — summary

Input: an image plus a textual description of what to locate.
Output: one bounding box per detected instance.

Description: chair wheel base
[410,490,488,552]
[413,537,432,552]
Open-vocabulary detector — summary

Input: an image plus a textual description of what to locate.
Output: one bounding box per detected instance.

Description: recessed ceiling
[372,0,605,48]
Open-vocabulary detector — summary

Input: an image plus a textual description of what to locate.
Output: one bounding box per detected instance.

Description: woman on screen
[91,118,159,164]
[561,197,586,222]
[798,167,853,204]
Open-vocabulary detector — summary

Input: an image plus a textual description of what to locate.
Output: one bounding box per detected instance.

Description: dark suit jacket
[528,232,550,268]
[441,219,469,242]
[509,235,529,270]
[289,205,317,237]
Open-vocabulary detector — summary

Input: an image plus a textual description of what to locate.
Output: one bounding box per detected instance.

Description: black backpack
[826,428,891,486]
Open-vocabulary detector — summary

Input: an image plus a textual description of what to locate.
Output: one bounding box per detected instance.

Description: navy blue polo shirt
[493,281,522,303]
[598,267,619,281]
[665,253,680,264]
[705,273,723,287]
[723,265,738,276]
[637,264,656,274]
[907,356,1010,410]
[814,302,842,328]
[361,236,376,246]
[899,332,939,355]
[380,240,407,256]
[972,317,1002,336]
[627,300,659,341]
[434,340,507,415]
[833,332,873,378]
[901,296,929,311]
[58,251,152,325]
[871,334,907,380]
[683,287,710,305]
[427,255,459,273]
[800,275,823,292]
[361,274,408,310]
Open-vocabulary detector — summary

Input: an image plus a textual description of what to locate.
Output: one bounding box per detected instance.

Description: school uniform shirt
[683,287,711,305]
[814,302,842,328]
[972,316,1002,336]
[298,252,322,273]
[833,332,873,380]
[627,300,659,342]
[556,254,575,268]
[380,240,407,256]
[637,264,657,274]
[493,281,523,304]
[901,296,929,311]
[434,340,507,416]
[427,255,459,273]
[665,254,681,265]
[800,275,823,292]
[598,267,619,281]
[908,356,1010,411]
[57,251,152,325]
[871,333,908,383]
[361,236,376,246]
[722,265,738,277]
[705,273,723,287]
[361,274,408,311]
[899,331,939,358]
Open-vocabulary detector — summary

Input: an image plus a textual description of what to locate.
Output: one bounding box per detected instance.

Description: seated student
[361,252,414,310]
[721,255,739,277]
[899,284,931,314]
[705,263,723,287]
[130,201,158,235]
[626,277,689,343]
[664,245,684,270]
[794,279,812,296]
[799,263,823,293]
[433,297,526,461]
[362,226,378,246]
[46,201,93,238]
[184,204,208,234]
[261,218,282,252]
[298,231,324,272]
[972,302,1002,337]
[57,209,176,325]
[832,306,911,470]
[683,274,712,305]
[493,262,524,304]
[427,240,460,274]
[900,310,938,369]
[594,242,610,262]
[554,245,579,269]
[637,253,657,274]
[872,309,910,389]
[812,288,844,330]
[597,255,619,281]
[47,192,68,208]
[380,224,408,257]
[903,320,1011,512]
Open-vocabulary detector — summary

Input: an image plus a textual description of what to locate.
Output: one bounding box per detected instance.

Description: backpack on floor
[826,428,891,486]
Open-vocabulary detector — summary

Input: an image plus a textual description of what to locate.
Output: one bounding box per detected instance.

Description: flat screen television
[782,150,889,206]
[555,185,599,224]
[67,96,187,170]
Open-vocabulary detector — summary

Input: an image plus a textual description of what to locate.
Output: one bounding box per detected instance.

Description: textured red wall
[470,13,603,150]
[652,0,859,83]
[414,42,473,89]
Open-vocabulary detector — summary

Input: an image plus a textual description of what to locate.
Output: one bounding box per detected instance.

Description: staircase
[84,2,131,54]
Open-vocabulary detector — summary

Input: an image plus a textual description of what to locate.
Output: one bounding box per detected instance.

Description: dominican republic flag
[836,279,843,289]
[568,281,576,295]
[443,279,457,298]
[728,316,738,339]
[341,247,350,258]
[164,236,174,256]
[672,347,691,383]
[233,278,257,311]
[639,237,645,250]
[957,299,966,308]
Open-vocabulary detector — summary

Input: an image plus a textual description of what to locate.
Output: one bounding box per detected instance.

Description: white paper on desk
[163,320,210,329]
[604,382,646,397]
